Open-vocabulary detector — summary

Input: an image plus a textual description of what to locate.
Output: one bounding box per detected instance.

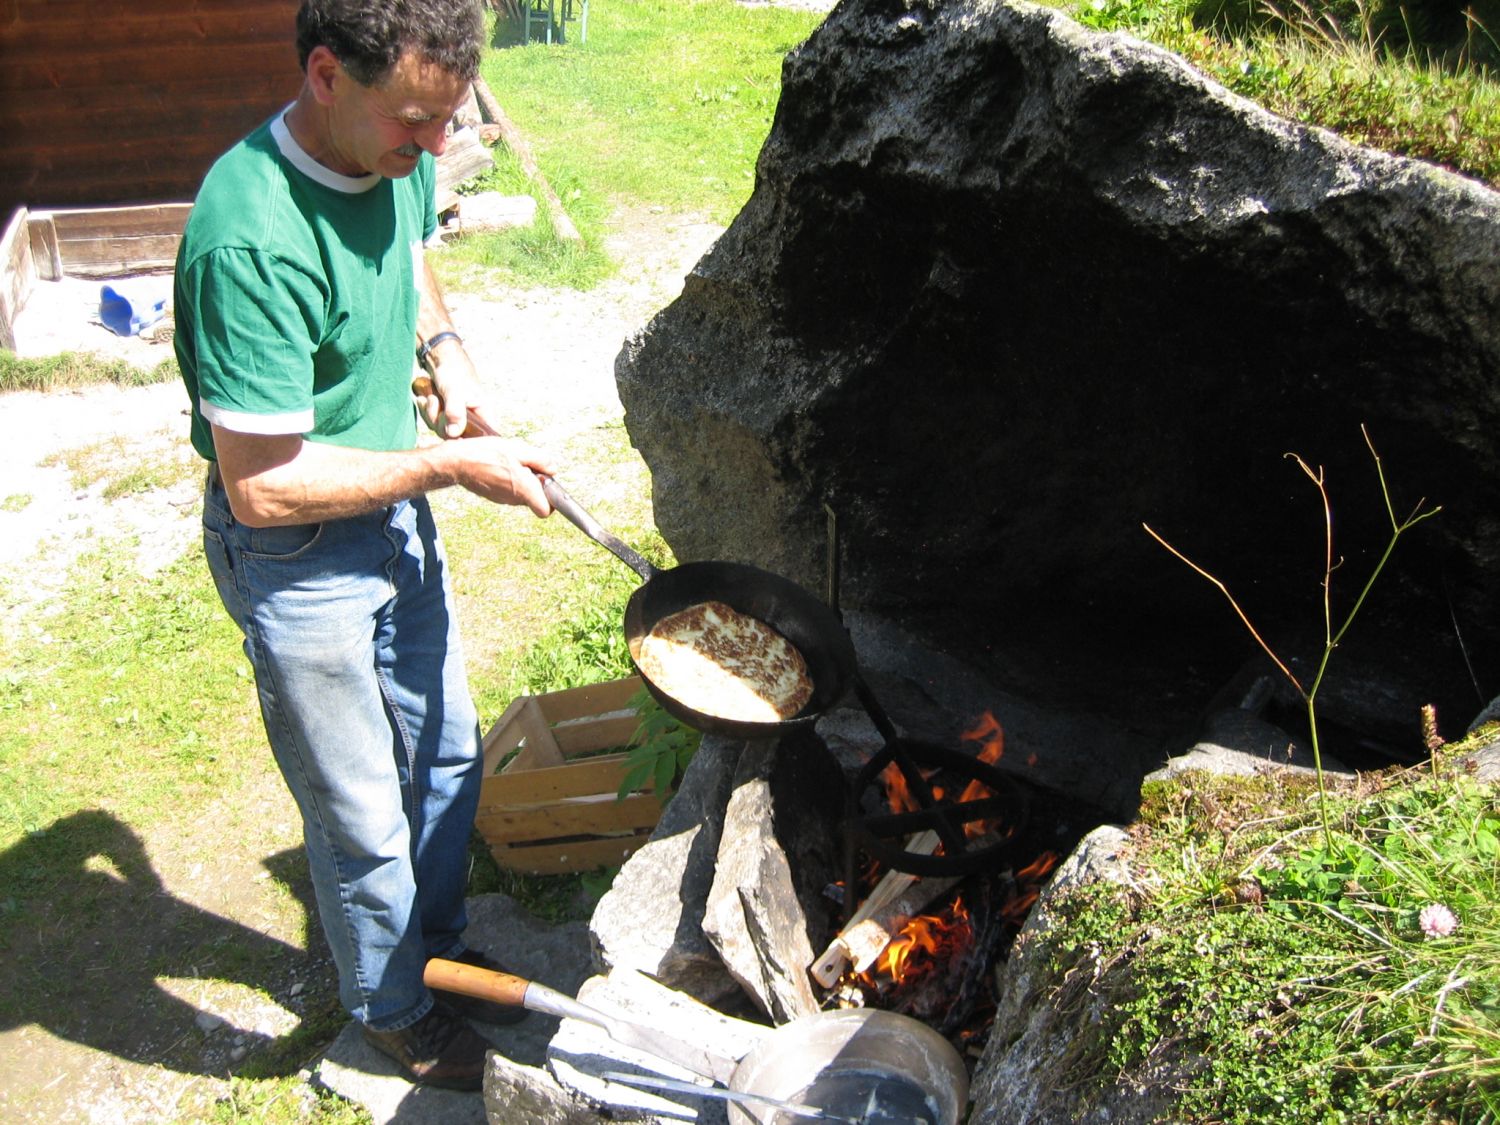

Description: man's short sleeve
[184,247,326,435]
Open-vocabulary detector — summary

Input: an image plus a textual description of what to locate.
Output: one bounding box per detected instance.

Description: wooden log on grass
[471,75,582,243]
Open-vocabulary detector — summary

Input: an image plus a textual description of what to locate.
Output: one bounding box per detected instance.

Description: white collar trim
[271,105,382,194]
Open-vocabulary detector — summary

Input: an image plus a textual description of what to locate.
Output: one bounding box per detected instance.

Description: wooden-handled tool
[422,958,741,1084]
[411,374,498,438]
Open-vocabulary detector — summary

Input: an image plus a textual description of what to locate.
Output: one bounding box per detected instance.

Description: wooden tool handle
[423,957,531,1007]
[411,374,498,438]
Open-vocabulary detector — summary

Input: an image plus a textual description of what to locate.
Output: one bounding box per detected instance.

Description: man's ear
[304,44,344,107]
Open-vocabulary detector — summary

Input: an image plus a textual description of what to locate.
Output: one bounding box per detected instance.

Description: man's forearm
[215,430,468,527]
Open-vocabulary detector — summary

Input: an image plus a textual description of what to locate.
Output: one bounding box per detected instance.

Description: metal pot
[727,1009,969,1125]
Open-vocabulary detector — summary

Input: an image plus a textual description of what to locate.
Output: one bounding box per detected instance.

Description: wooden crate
[475,676,666,875]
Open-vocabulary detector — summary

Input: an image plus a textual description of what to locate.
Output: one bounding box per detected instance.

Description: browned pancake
[637,600,813,723]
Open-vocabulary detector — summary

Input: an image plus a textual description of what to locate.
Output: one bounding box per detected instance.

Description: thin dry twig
[1142,523,1304,693]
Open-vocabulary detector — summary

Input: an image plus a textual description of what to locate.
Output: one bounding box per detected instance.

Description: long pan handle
[413,376,658,583]
[540,477,659,583]
[600,1071,861,1123]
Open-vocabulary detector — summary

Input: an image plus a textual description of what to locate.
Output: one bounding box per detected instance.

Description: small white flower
[1418,902,1458,939]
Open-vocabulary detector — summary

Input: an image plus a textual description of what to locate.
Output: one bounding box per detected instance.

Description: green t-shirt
[174,110,438,461]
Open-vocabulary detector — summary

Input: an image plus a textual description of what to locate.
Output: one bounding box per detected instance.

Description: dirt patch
[0,206,723,1123]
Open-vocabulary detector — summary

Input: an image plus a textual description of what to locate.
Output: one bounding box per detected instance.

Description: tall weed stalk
[1144,426,1440,845]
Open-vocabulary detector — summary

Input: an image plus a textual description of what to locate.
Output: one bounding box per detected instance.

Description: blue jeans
[201,468,483,1031]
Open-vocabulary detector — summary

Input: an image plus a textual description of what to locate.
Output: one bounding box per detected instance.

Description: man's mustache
[395,142,421,158]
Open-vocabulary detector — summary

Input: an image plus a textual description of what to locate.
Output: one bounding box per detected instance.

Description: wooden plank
[1,5,298,51]
[475,791,664,840]
[488,833,651,876]
[20,204,195,276]
[553,714,642,758]
[53,242,180,278]
[0,73,294,131]
[505,697,566,772]
[478,753,654,807]
[45,204,193,241]
[15,144,239,199]
[435,127,495,214]
[481,695,531,772]
[8,0,290,18]
[22,207,190,277]
[481,677,644,768]
[27,213,61,282]
[532,677,643,724]
[0,43,296,91]
[473,678,664,872]
[0,208,34,353]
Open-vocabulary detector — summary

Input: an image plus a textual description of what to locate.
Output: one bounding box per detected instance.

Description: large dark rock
[616,0,1500,762]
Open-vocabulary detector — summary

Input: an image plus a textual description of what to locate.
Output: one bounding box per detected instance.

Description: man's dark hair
[296,0,485,85]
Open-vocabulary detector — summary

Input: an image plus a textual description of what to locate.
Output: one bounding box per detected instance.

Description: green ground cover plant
[1048,760,1499,1122]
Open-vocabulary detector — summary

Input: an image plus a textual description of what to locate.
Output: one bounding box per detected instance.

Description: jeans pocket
[203,527,248,628]
[246,521,324,559]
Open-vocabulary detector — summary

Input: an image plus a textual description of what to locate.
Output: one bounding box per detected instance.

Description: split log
[840,870,965,975]
[471,75,582,243]
[809,829,941,987]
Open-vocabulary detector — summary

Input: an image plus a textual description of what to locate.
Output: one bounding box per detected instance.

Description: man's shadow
[0,809,323,1075]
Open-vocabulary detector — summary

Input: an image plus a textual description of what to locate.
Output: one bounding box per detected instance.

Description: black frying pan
[409,376,855,738]
[540,477,858,740]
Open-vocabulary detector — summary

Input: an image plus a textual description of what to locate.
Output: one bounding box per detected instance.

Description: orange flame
[871,896,974,985]
[953,711,1010,838]
[1017,851,1059,882]
[1001,851,1060,923]
[880,761,918,814]
[961,711,1005,758]
[880,760,941,814]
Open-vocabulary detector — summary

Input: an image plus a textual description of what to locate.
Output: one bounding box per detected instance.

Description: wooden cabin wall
[0,0,304,222]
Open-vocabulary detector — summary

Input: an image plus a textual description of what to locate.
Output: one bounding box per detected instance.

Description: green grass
[480,0,820,221]
[0,551,252,840]
[431,0,823,292]
[0,349,179,393]
[1047,760,1500,1122]
[1053,0,1500,185]
[441,148,616,289]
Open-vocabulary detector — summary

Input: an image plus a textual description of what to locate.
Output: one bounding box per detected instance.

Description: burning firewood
[840,870,966,975]
[809,829,940,987]
[809,829,1013,987]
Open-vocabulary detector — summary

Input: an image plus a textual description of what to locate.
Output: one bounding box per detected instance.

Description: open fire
[825,711,1062,1048]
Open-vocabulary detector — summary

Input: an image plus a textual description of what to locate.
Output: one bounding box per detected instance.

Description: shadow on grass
[0,810,332,1080]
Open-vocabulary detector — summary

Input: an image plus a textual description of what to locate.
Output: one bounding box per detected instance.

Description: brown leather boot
[361,1000,489,1091]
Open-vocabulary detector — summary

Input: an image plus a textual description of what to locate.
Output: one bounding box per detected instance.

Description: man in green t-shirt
[174,0,553,1092]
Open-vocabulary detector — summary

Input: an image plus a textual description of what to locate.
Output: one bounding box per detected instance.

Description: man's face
[326,49,472,178]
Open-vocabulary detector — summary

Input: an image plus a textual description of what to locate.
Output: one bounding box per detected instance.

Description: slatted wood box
[475,676,665,875]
